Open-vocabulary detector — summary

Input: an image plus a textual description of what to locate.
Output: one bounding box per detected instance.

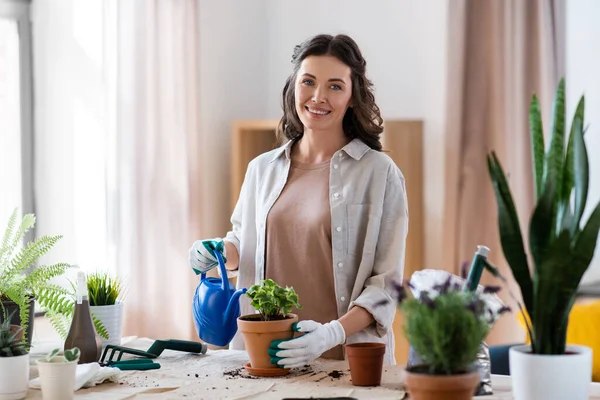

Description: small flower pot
[237,313,298,375]
[90,302,124,348]
[345,342,386,386]
[404,366,479,400]
[36,356,78,400]
[0,353,29,400]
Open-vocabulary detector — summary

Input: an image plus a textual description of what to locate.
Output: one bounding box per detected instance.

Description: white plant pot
[0,353,29,400]
[36,357,77,400]
[90,302,123,347]
[509,344,592,400]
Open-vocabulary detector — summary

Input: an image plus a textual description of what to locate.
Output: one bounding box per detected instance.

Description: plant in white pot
[0,311,29,400]
[36,347,80,400]
[237,279,301,377]
[487,78,600,400]
[86,271,125,347]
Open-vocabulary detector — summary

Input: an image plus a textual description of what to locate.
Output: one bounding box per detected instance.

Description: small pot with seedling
[36,347,80,400]
[0,310,29,400]
[87,271,126,348]
[237,279,301,376]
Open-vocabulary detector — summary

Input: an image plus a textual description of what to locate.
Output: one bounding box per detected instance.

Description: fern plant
[0,208,108,341]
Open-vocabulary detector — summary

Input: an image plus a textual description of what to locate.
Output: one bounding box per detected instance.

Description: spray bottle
[64,270,101,363]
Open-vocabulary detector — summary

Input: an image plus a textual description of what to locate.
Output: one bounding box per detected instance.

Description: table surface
[22,337,598,400]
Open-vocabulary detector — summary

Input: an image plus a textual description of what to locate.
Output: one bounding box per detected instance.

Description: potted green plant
[0,311,29,400]
[0,209,108,344]
[86,271,126,347]
[397,277,508,400]
[237,279,301,376]
[486,78,599,399]
[0,208,71,344]
[36,347,80,400]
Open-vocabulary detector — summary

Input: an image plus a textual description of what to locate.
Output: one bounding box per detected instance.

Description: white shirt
[224,138,409,365]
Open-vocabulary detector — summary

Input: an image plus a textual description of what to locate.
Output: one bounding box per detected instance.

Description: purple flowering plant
[386,264,511,375]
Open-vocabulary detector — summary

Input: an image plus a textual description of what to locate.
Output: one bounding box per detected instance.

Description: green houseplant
[0,208,72,343]
[87,271,126,347]
[0,311,30,400]
[397,276,508,400]
[237,279,301,375]
[487,78,598,399]
[0,208,108,344]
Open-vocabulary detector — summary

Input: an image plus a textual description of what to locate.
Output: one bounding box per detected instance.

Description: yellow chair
[518,301,600,382]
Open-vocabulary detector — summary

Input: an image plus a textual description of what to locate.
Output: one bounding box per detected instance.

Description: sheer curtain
[114,0,203,340]
[443,0,565,345]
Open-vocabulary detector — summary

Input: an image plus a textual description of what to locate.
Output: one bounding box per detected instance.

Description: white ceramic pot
[0,353,29,400]
[509,344,592,400]
[36,357,77,400]
[90,302,123,347]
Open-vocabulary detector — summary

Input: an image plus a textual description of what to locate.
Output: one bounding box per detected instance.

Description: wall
[200,0,450,270]
[566,0,600,285]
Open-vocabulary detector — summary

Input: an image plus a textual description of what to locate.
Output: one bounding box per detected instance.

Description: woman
[189,34,408,367]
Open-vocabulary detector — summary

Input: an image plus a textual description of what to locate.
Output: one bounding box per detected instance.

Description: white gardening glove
[268,320,346,369]
[188,238,227,275]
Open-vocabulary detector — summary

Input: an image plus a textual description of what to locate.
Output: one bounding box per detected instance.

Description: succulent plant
[487,78,600,354]
[0,310,28,357]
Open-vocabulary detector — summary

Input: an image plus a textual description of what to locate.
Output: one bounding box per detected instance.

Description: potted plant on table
[396,276,508,400]
[86,271,126,347]
[0,208,108,345]
[237,279,301,376]
[36,347,80,400]
[0,311,29,400]
[486,78,600,400]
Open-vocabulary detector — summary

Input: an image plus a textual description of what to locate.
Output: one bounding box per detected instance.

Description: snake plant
[487,78,600,355]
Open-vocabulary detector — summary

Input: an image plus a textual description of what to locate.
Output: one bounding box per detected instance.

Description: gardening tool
[99,338,207,369]
[192,249,247,347]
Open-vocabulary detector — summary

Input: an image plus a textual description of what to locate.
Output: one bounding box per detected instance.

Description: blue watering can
[192,249,247,347]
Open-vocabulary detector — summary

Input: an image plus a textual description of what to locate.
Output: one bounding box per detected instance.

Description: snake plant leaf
[572,105,588,234]
[486,153,533,317]
[529,173,557,268]
[573,201,600,269]
[529,95,545,201]
[533,229,572,354]
[542,78,566,238]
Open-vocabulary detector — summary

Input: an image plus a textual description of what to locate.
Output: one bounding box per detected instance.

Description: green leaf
[529,175,557,268]
[561,96,585,234]
[543,78,566,239]
[486,153,534,317]
[529,95,545,201]
[571,104,588,234]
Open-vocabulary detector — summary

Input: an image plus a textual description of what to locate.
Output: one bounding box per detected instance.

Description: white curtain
[115,0,203,340]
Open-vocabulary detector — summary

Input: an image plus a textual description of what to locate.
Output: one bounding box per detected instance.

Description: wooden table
[23,337,600,399]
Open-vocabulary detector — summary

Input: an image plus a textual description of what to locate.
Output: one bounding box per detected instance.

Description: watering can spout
[225,288,247,324]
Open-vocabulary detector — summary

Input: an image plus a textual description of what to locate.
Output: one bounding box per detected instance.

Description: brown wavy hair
[276,34,384,151]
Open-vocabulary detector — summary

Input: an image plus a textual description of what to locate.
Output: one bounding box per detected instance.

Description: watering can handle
[214,249,230,294]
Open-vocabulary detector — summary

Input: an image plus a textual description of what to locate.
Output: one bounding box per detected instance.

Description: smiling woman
[189,33,409,369]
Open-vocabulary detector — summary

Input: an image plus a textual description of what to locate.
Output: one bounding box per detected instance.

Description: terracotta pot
[237,313,298,369]
[345,342,386,386]
[404,367,479,400]
[10,324,24,342]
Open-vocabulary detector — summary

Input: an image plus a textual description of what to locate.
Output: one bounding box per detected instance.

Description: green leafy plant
[0,310,28,357]
[86,271,125,306]
[397,278,509,375]
[0,208,72,341]
[45,347,80,363]
[487,78,600,355]
[0,208,108,341]
[245,279,301,321]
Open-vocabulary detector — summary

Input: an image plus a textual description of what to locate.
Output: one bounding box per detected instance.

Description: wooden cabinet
[230,119,423,364]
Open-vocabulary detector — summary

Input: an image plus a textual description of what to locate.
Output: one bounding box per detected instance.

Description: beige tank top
[265,157,343,360]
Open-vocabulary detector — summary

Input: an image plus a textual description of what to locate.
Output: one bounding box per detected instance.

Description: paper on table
[29,362,121,390]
